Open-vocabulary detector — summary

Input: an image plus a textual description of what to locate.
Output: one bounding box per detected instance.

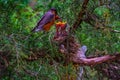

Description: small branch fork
[72,50,120,66]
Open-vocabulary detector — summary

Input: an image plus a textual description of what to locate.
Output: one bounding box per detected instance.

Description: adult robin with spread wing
[31,8,60,32]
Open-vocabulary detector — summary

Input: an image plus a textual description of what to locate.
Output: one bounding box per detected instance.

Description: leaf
[35,42,43,48]
[112,21,120,27]
[94,6,109,17]
[20,52,28,59]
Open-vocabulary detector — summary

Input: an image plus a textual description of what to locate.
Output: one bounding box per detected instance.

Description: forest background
[0,0,120,80]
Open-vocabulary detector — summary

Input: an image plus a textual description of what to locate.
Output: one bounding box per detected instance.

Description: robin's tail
[31,25,43,32]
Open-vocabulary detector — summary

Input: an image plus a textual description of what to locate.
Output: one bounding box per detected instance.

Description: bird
[55,21,67,36]
[31,8,60,32]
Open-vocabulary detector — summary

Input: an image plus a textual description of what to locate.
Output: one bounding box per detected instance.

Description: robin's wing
[32,11,54,32]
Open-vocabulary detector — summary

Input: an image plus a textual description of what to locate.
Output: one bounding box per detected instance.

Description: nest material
[53,32,120,79]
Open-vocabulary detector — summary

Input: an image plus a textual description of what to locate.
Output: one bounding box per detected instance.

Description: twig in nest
[22,67,38,76]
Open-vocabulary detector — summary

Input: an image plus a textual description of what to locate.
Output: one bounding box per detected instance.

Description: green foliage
[94,6,110,17]
[0,0,120,80]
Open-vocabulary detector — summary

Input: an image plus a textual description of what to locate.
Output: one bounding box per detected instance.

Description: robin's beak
[55,15,60,19]
[55,15,62,21]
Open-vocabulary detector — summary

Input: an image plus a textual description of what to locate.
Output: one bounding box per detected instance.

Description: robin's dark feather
[32,11,54,32]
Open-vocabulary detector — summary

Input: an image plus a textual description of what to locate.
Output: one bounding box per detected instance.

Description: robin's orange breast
[43,19,55,31]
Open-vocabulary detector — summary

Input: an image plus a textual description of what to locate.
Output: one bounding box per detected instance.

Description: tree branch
[72,52,120,66]
[71,0,89,32]
[56,36,120,66]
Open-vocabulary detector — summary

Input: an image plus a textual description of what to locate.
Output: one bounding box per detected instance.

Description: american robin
[31,8,60,32]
